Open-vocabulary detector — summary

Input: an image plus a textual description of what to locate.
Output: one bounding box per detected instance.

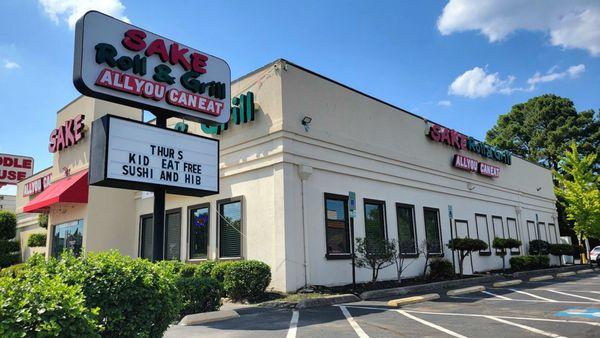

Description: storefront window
[475,214,491,254]
[52,219,83,258]
[165,209,181,260]
[396,204,417,254]
[324,193,350,257]
[364,199,386,250]
[189,205,209,259]
[423,208,442,254]
[218,198,242,258]
[139,214,153,260]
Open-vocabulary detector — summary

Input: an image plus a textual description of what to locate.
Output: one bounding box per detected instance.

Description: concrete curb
[556,271,576,277]
[447,285,485,296]
[509,265,585,279]
[179,310,239,326]
[360,275,501,300]
[387,293,440,307]
[492,279,522,287]
[529,275,553,282]
[296,294,360,309]
[576,269,594,274]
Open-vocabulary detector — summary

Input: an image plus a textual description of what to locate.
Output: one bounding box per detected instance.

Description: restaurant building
[16,59,559,292]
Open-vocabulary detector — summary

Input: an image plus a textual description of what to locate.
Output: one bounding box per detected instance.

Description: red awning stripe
[23,170,88,213]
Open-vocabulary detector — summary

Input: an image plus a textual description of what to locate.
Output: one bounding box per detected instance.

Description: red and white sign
[23,173,52,196]
[74,11,231,125]
[0,153,34,185]
[49,115,85,153]
[453,154,500,178]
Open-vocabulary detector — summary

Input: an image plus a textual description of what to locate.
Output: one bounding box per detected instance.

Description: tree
[492,237,521,271]
[394,239,423,283]
[354,237,397,283]
[554,143,600,260]
[447,238,488,276]
[485,94,599,238]
[0,211,18,268]
[549,243,576,266]
[0,211,17,240]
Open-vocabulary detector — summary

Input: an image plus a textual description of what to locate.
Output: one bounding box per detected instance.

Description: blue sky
[1,0,598,194]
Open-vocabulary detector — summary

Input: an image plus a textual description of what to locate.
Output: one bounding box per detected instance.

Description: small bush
[428,258,454,280]
[0,263,25,278]
[529,240,550,255]
[176,276,221,316]
[223,260,271,301]
[510,255,550,271]
[157,260,197,278]
[549,244,574,256]
[211,261,235,283]
[0,274,102,337]
[195,260,218,278]
[27,233,47,247]
[0,240,20,269]
[0,211,16,240]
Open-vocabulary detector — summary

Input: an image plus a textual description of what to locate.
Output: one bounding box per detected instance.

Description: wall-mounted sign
[0,153,34,185]
[49,115,85,153]
[201,92,255,135]
[89,115,219,197]
[23,173,52,197]
[74,11,231,125]
[428,123,511,165]
[453,154,500,178]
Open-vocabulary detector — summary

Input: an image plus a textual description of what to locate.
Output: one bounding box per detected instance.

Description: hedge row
[509,255,550,271]
[26,233,47,247]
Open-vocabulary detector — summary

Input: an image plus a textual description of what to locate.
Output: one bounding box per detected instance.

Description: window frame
[138,213,153,260]
[506,217,520,254]
[164,208,182,261]
[491,216,505,255]
[187,203,211,261]
[454,219,470,238]
[474,213,492,256]
[396,203,418,257]
[526,220,537,241]
[51,218,84,258]
[217,196,244,260]
[548,223,557,244]
[423,207,443,256]
[324,193,351,260]
[363,198,387,241]
[537,222,547,242]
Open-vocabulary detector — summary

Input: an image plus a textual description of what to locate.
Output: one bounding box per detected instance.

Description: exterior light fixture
[536,187,542,191]
[301,116,312,132]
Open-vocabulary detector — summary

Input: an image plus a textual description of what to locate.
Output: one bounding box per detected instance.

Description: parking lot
[166,271,600,337]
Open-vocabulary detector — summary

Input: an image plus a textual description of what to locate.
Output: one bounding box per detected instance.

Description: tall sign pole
[349,191,356,289]
[151,115,167,261]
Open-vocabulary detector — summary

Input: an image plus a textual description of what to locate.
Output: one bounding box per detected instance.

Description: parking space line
[286,310,299,338]
[509,288,557,302]
[483,316,567,338]
[339,306,370,338]
[396,310,468,338]
[482,290,511,300]
[450,295,600,304]
[545,289,600,302]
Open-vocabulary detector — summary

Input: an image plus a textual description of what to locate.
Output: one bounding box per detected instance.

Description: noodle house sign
[0,154,34,185]
[73,11,231,124]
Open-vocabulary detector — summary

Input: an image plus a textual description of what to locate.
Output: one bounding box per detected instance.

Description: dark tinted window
[396,204,416,254]
[219,200,242,258]
[189,206,209,259]
[424,208,442,254]
[325,195,350,255]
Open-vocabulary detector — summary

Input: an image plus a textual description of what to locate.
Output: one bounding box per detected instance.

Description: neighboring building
[0,194,15,212]
[16,59,559,292]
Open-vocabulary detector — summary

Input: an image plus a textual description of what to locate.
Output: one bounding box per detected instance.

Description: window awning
[23,170,89,213]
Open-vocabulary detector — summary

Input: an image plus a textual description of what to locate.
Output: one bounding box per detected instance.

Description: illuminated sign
[23,173,52,196]
[74,11,231,125]
[453,154,500,178]
[0,154,34,185]
[49,115,85,153]
[428,123,511,165]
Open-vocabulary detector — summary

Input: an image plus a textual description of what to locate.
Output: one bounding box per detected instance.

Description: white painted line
[396,310,468,338]
[482,290,512,300]
[509,288,557,302]
[338,305,600,327]
[484,316,567,338]
[450,295,600,305]
[545,289,600,302]
[286,310,298,338]
[339,306,369,338]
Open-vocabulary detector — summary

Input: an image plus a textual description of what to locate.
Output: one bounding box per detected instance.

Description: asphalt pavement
[166,271,600,337]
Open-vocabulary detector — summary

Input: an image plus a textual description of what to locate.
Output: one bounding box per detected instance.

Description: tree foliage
[355,237,397,283]
[492,237,522,271]
[0,211,16,240]
[554,143,600,243]
[447,238,488,276]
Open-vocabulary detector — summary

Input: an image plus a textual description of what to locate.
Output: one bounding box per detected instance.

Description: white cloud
[527,64,586,89]
[437,0,600,56]
[437,100,452,107]
[448,66,516,98]
[3,60,19,69]
[38,0,129,30]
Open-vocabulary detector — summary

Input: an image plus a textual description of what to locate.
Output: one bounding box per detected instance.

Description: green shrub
[157,259,197,278]
[0,240,20,268]
[549,244,574,256]
[195,260,218,278]
[29,251,182,338]
[38,213,48,228]
[509,255,550,271]
[176,276,221,316]
[0,263,25,278]
[27,233,47,247]
[223,260,271,301]
[428,258,454,280]
[0,274,102,337]
[211,261,235,283]
[529,240,550,255]
[447,238,488,275]
[0,211,16,240]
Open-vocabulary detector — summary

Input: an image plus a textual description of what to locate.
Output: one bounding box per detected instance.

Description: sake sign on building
[73,11,231,125]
